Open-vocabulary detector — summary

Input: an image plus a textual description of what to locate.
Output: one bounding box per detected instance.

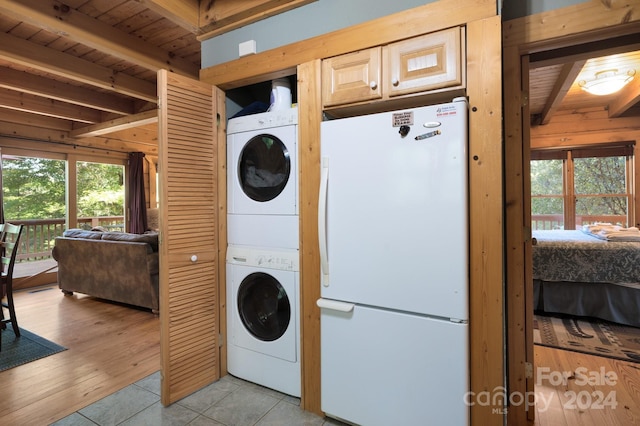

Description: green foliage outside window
[77,161,124,218]
[531,153,629,230]
[2,157,66,220]
[2,156,124,221]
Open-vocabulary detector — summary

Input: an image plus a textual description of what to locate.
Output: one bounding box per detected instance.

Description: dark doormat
[1,328,67,372]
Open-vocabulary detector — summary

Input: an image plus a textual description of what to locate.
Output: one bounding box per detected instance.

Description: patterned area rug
[0,328,67,372]
[534,313,640,363]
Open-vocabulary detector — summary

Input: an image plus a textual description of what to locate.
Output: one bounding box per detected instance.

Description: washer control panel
[227,245,299,272]
[227,107,298,134]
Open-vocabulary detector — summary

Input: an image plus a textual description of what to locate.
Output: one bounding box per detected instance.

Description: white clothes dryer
[226,244,301,397]
[227,108,298,216]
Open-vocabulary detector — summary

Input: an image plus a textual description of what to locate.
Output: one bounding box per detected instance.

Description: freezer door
[320,302,469,426]
[320,102,468,320]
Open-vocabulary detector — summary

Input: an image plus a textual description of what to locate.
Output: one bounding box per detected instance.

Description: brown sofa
[52,229,159,313]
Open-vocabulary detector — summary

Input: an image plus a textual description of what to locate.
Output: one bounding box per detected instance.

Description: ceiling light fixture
[578,68,636,96]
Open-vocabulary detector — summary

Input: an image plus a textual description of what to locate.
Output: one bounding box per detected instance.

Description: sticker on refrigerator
[436,105,458,117]
[392,111,413,127]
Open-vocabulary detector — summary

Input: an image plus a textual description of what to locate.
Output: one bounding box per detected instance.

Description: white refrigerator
[317,99,469,426]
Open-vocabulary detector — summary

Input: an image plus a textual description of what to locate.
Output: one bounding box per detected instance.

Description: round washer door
[238,134,290,202]
[237,271,291,342]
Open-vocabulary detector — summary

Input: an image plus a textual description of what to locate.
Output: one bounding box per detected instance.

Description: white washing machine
[227,107,299,249]
[226,244,301,397]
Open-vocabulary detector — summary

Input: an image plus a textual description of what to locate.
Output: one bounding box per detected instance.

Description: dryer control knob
[190,255,198,262]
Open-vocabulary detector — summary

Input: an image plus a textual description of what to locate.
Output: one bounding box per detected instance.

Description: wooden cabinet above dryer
[322,26,465,111]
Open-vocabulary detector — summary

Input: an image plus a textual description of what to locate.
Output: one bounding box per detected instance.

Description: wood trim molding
[297,59,322,415]
[216,87,228,377]
[466,15,504,426]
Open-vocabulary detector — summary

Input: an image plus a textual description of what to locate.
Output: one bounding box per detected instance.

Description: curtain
[128,152,147,234]
[0,147,4,224]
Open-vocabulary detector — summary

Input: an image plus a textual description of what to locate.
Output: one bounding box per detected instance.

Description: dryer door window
[238,134,290,202]
[237,272,291,341]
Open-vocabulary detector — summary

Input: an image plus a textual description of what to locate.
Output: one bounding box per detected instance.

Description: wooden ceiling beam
[608,73,640,118]
[528,33,640,69]
[539,60,586,125]
[0,32,157,103]
[0,0,199,78]
[141,0,200,34]
[0,120,156,156]
[70,110,158,138]
[0,108,73,132]
[0,88,103,123]
[198,0,316,40]
[101,124,158,146]
[0,67,135,115]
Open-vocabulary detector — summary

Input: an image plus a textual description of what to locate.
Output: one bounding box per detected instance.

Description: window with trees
[531,145,633,230]
[2,155,66,221]
[76,161,125,230]
[1,151,126,264]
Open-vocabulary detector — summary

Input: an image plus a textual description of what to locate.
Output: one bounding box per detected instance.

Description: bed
[532,229,640,327]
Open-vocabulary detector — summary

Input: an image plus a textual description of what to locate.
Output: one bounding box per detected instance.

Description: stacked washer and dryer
[226,104,301,397]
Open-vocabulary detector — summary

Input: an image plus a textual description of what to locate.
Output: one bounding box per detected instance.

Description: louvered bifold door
[158,69,219,405]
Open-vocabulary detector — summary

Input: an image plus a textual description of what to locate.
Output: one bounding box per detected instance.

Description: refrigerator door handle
[316,298,355,313]
[318,157,330,287]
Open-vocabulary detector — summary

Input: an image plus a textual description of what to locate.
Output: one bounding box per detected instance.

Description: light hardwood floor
[0,284,160,425]
[2,284,639,425]
[534,343,640,425]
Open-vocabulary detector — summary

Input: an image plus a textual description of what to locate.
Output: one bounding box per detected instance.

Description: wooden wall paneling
[635,144,640,228]
[199,0,496,89]
[504,43,531,425]
[466,15,504,426]
[522,53,536,424]
[215,87,228,376]
[530,110,640,149]
[158,69,219,405]
[531,131,640,149]
[502,0,640,51]
[296,59,322,415]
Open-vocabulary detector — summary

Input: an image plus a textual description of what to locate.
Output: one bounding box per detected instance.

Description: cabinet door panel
[322,47,382,107]
[385,27,462,97]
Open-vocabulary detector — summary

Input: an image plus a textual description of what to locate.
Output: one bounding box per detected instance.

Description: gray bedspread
[532,229,640,284]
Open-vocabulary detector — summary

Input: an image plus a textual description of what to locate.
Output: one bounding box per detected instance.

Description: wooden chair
[1,223,24,350]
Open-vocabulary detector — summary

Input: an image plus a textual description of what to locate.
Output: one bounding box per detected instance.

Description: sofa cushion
[62,229,104,239]
[100,231,159,251]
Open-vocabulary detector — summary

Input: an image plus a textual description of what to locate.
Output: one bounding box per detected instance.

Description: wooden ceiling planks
[0,0,311,154]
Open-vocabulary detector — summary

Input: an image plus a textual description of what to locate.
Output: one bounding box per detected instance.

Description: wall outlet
[239,40,257,57]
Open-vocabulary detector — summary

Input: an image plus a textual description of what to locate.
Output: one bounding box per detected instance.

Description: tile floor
[51,372,347,426]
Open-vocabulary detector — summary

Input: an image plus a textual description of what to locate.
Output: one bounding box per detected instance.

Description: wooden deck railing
[532,214,627,230]
[8,217,125,262]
